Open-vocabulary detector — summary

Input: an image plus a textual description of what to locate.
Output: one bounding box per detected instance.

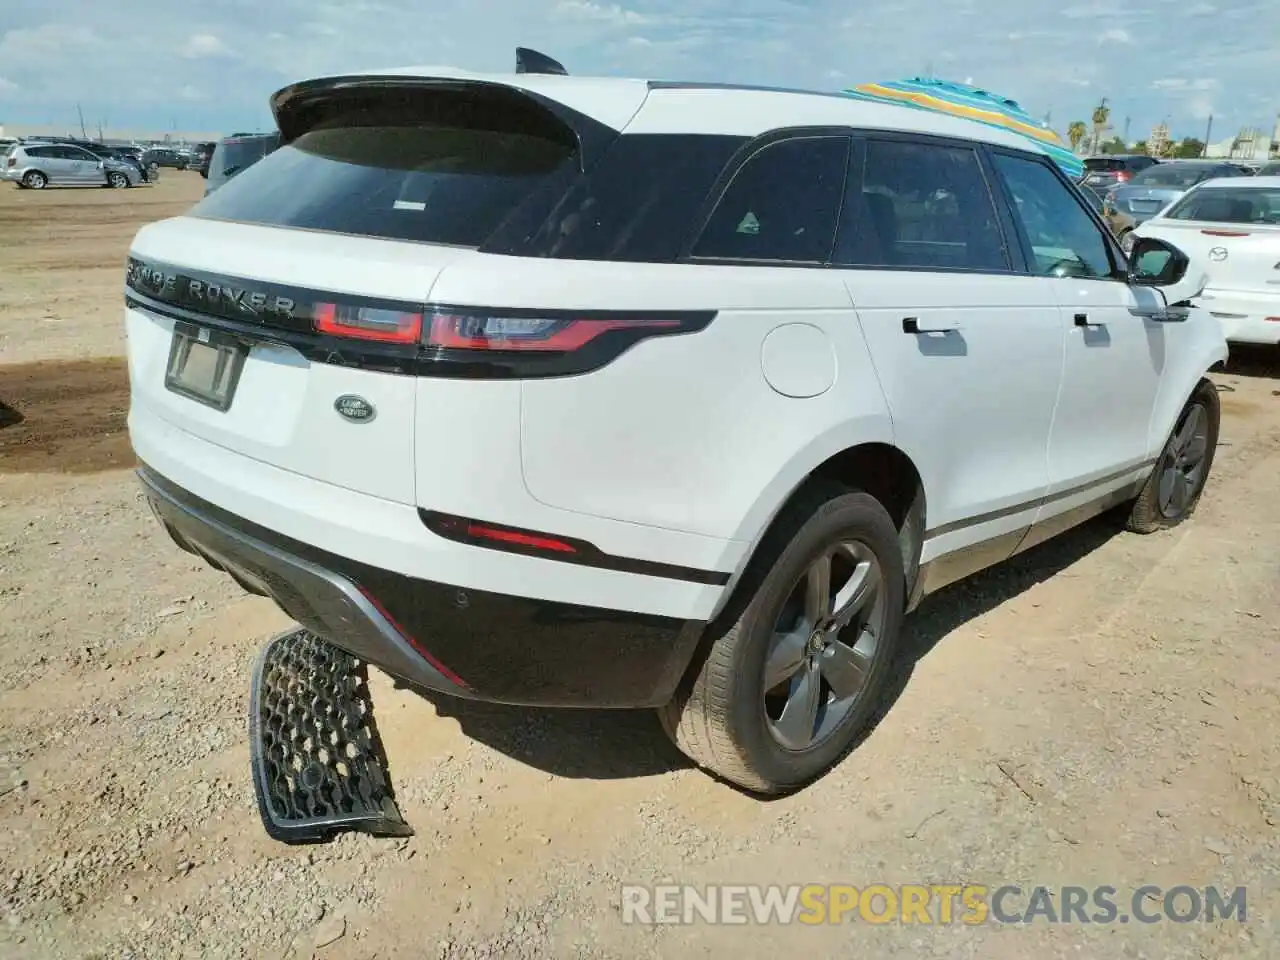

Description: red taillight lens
[426,312,681,352]
[464,522,576,553]
[421,511,581,557]
[1116,172,1130,182]
[313,302,422,343]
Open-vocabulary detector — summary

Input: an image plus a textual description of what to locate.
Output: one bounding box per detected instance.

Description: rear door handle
[902,317,960,334]
[1074,313,1104,328]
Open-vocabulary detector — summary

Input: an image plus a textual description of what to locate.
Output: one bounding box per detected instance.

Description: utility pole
[1202,115,1213,156]
[76,103,87,139]
[1122,116,1131,147]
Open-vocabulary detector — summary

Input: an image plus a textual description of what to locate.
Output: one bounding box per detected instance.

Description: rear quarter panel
[426,256,894,544]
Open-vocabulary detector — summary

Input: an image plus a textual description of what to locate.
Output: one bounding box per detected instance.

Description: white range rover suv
[124,55,1226,799]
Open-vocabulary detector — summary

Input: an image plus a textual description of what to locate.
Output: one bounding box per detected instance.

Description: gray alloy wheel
[1156,399,1211,519]
[1126,379,1220,534]
[23,170,47,189]
[659,482,906,794]
[763,540,889,751]
[108,171,129,189]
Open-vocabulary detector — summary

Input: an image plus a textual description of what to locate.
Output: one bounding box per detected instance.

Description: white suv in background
[123,55,1225,797]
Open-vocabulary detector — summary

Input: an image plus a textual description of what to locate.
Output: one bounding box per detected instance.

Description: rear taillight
[419,305,715,379]
[5,157,14,169]
[1116,172,1131,182]
[426,311,682,352]
[308,301,715,378]
[313,303,422,344]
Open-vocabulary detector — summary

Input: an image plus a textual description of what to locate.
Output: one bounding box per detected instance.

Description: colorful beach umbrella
[842,78,1084,180]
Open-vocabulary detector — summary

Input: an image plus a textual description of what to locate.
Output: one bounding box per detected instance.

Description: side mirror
[1126,236,1188,286]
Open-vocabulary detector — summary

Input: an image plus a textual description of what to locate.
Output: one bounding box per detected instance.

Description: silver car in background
[2,141,145,189]
[1106,160,1249,227]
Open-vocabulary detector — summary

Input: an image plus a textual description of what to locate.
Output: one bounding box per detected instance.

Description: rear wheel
[659,483,905,794]
[22,170,47,189]
[1126,379,1219,534]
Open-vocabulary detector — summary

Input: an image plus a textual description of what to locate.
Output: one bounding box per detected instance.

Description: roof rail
[516,47,567,76]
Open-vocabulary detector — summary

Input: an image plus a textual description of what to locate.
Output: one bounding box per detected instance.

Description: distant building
[1148,122,1171,158]
[1202,117,1280,160]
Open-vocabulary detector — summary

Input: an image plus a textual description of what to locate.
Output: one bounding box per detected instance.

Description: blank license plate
[164,322,247,412]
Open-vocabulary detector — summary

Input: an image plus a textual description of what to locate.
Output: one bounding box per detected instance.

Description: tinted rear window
[1131,165,1229,188]
[192,91,578,246]
[486,133,746,262]
[1084,158,1124,172]
[1166,187,1280,224]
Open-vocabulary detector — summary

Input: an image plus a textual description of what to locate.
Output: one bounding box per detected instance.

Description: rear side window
[1166,187,1280,224]
[487,134,745,262]
[192,89,578,246]
[690,136,850,263]
[835,138,1009,271]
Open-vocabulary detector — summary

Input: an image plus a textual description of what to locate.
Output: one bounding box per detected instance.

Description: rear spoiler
[268,73,616,171]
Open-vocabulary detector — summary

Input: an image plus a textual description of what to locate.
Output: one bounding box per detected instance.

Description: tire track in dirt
[0,357,133,475]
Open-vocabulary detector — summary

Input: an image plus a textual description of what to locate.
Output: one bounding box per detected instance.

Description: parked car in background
[1106,160,1250,227]
[70,141,156,183]
[203,132,280,195]
[1078,181,1138,249]
[1133,176,1280,346]
[143,147,189,170]
[3,141,144,189]
[190,142,217,176]
[1081,154,1160,194]
[1256,160,1280,176]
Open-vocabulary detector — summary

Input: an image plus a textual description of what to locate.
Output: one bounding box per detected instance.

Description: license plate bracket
[164,322,248,412]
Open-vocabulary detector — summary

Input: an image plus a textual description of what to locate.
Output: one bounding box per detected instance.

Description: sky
[0,0,1276,142]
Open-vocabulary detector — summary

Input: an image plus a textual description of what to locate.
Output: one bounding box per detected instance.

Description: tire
[22,170,47,189]
[107,171,128,189]
[1126,379,1220,534]
[659,482,906,794]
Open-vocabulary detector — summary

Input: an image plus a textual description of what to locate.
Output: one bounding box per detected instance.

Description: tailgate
[126,217,465,505]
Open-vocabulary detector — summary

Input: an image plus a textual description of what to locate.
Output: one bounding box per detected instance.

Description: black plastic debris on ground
[250,628,412,843]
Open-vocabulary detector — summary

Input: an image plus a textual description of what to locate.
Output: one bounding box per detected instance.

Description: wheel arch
[713,424,927,621]
[1146,330,1227,460]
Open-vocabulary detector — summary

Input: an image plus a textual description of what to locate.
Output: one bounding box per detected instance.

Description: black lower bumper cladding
[251,628,411,843]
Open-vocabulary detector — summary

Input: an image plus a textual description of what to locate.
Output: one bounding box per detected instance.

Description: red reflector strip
[465,522,576,553]
[427,313,681,352]
[1266,317,1280,323]
[314,302,423,344]
[1201,230,1251,237]
[357,585,471,689]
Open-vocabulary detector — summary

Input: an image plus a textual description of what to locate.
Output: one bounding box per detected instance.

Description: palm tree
[1067,121,1087,152]
[1090,98,1111,154]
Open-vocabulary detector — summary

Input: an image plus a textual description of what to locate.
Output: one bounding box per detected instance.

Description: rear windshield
[191,90,578,246]
[1131,165,1229,188]
[1166,186,1280,224]
[1084,157,1125,172]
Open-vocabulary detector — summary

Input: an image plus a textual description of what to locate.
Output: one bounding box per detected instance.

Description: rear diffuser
[249,628,412,843]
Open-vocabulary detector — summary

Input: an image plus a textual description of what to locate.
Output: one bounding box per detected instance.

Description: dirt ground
[1,174,1278,960]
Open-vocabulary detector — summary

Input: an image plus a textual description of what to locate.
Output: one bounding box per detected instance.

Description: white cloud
[0,0,1272,143]
[553,0,649,26]
[1099,28,1133,44]
[0,77,18,94]
[182,33,230,58]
